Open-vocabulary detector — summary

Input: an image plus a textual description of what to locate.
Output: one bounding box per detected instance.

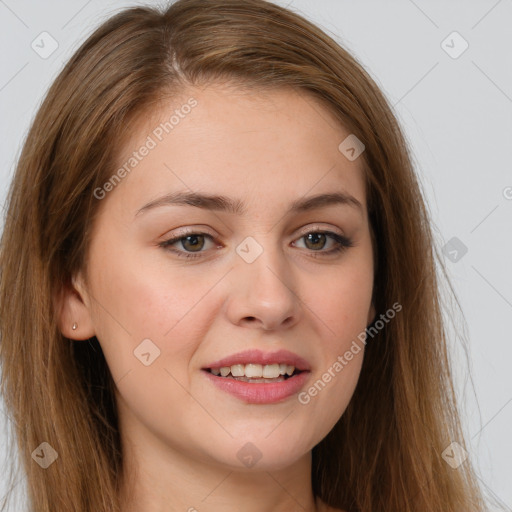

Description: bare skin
[58,83,372,512]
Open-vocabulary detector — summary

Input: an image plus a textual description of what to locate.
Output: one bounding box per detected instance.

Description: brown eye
[179,234,206,252]
[158,232,216,260]
[303,232,328,251]
[293,230,353,257]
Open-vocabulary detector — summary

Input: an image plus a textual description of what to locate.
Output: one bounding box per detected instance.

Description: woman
[0,0,492,511]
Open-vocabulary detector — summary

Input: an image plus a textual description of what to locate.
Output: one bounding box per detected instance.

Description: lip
[204,349,311,371]
[202,369,311,404]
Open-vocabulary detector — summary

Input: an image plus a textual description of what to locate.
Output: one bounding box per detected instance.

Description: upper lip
[204,349,311,371]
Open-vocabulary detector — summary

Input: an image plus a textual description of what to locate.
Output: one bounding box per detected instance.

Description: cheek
[306,256,373,347]
[88,253,214,440]
[294,255,371,429]
[87,245,218,385]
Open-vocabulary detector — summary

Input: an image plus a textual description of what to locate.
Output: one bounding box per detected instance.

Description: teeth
[210,363,296,378]
[230,364,245,377]
[262,364,280,378]
[245,364,262,378]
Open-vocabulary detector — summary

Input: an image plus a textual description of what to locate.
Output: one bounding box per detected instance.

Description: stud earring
[72,322,78,330]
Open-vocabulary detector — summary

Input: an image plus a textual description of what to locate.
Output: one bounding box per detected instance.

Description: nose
[224,239,301,331]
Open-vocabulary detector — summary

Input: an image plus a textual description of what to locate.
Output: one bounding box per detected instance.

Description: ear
[54,272,96,340]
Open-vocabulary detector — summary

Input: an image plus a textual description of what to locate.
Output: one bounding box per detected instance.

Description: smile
[202,349,311,403]
[209,363,299,381]
[202,367,310,404]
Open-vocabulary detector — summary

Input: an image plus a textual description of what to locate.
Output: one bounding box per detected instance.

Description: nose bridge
[227,232,300,329]
[239,232,294,296]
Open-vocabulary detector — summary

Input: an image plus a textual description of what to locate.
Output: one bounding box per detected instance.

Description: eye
[158,231,216,259]
[158,229,353,260]
[292,230,354,257]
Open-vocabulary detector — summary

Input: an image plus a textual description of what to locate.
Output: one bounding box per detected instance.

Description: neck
[118,439,323,512]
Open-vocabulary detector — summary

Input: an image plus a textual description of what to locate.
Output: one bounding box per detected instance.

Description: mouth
[204,363,306,383]
[201,349,311,404]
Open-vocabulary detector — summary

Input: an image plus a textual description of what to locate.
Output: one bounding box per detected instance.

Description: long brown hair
[0,1,491,510]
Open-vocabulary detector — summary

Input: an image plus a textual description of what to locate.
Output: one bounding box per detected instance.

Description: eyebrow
[135,191,363,218]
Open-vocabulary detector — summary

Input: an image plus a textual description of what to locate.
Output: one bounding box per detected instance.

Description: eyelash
[158,229,354,260]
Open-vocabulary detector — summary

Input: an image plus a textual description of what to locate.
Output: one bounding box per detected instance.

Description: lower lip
[202,370,310,404]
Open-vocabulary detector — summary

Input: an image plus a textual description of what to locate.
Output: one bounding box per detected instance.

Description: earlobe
[55,272,96,340]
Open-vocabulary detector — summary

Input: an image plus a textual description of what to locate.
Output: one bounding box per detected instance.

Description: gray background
[0,0,511,510]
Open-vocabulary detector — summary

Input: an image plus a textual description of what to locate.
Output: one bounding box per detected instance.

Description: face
[61,83,375,474]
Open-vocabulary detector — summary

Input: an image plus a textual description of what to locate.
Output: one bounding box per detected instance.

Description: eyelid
[160,226,217,240]
[295,223,346,238]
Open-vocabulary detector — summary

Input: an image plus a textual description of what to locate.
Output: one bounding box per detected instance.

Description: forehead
[104,83,368,219]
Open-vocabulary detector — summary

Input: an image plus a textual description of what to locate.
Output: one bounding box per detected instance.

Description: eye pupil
[305,233,326,250]
[182,234,205,252]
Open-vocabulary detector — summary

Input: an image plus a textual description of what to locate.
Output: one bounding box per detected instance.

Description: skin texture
[58,83,375,512]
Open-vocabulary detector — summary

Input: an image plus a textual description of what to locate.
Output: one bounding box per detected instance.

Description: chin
[200,438,312,473]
